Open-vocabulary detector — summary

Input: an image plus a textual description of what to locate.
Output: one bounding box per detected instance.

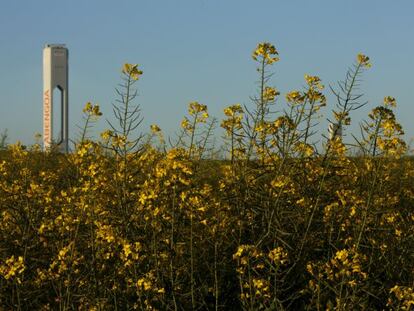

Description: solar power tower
[328,122,343,141]
[43,44,69,152]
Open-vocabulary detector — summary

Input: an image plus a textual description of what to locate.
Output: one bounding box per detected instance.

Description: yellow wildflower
[357,53,371,68]
[252,42,279,64]
[122,63,143,80]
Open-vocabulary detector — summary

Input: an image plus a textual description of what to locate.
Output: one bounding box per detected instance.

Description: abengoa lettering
[43,89,51,146]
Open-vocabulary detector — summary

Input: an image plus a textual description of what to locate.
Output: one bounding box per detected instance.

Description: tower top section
[44,44,66,48]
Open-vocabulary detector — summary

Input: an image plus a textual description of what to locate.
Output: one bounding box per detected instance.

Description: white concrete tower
[43,44,69,152]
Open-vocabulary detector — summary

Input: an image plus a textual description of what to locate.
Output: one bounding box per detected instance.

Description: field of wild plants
[0,43,413,310]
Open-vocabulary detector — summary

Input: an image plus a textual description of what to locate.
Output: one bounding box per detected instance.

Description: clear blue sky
[1,0,413,147]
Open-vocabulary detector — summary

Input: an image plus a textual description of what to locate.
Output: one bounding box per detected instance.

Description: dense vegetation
[0,43,413,310]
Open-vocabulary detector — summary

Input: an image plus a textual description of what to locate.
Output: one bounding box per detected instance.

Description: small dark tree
[0,129,8,150]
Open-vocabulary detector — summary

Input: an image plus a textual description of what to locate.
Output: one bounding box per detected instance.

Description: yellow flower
[83,102,92,113]
[188,101,208,116]
[150,124,161,133]
[223,103,243,117]
[83,102,102,116]
[253,278,264,289]
[92,105,102,116]
[271,177,288,188]
[122,63,143,80]
[389,285,414,309]
[335,249,349,262]
[268,247,288,265]
[348,279,357,287]
[181,117,192,132]
[123,243,132,258]
[357,53,371,68]
[304,74,324,89]
[383,96,397,107]
[100,130,113,141]
[263,86,280,101]
[0,256,25,281]
[252,42,279,64]
[286,90,303,103]
[137,278,152,291]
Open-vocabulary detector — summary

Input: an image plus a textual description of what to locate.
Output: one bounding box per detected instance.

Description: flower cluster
[122,63,143,80]
[0,256,25,283]
[357,53,372,68]
[252,42,279,64]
